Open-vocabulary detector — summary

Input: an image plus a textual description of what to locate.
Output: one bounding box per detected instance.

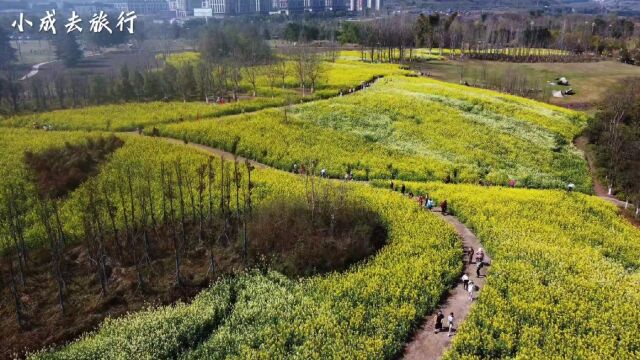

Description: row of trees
[339,12,640,63]
[0,27,324,114]
[0,22,327,115]
[1,150,255,327]
[588,80,640,215]
[1,139,370,330]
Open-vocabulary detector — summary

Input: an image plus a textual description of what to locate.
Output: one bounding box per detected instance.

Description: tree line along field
[1,55,408,132]
[2,57,639,359]
[340,48,571,63]
[158,75,591,191]
[418,59,640,110]
[160,51,410,99]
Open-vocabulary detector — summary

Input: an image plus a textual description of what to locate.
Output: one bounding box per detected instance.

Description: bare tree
[264,60,280,98]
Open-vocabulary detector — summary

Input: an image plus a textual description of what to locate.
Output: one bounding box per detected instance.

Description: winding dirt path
[574,136,627,207]
[133,133,269,170]
[124,110,630,360]
[126,130,492,360]
[20,60,56,81]
[402,209,489,360]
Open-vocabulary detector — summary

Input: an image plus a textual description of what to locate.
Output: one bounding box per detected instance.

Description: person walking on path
[426,198,434,210]
[434,310,444,334]
[447,313,455,337]
[466,247,474,265]
[476,260,485,277]
[440,200,448,215]
[468,281,475,301]
[461,273,469,290]
[475,248,485,277]
[401,184,406,194]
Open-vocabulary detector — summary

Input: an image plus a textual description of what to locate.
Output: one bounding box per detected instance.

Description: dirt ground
[416,59,640,112]
[402,209,490,360]
[33,50,163,80]
[0,235,244,360]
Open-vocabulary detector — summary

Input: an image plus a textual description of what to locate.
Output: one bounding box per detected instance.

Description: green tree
[118,65,135,101]
[131,70,145,101]
[620,48,633,64]
[284,23,302,42]
[162,64,178,99]
[53,34,83,68]
[178,64,197,101]
[0,25,16,69]
[414,13,440,49]
[588,80,640,208]
[339,23,360,44]
[143,71,163,100]
[90,75,109,105]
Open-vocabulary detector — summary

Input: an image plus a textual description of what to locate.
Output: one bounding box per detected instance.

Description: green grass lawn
[11,40,56,65]
[417,59,640,111]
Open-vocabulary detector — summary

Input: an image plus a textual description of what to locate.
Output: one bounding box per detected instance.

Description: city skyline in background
[0,0,384,19]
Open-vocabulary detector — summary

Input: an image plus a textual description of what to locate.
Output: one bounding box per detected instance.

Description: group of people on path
[338,76,381,97]
[433,311,456,337]
[32,123,55,131]
[290,164,345,180]
[433,248,487,337]
[390,181,448,215]
[434,248,485,337]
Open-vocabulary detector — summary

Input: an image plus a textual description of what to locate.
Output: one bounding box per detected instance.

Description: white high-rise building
[200,0,230,14]
[348,0,380,11]
[197,0,270,15]
[108,0,169,14]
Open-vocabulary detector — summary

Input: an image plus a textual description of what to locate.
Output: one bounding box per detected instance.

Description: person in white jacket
[461,273,469,290]
[447,312,455,337]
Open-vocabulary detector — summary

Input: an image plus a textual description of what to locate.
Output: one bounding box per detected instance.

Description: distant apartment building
[62,2,118,15]
[196,0,269,16]
[108,0,170,14]
[268,0,308,14]
[30,2,58,12]
[324,0,345,11]
[236,0,271,14]
[349,0,380,11]
[168,0,194,16]
[303,0,324,12]
[0,1,27,10]
[199,0,229,14]
[195,0,349,16]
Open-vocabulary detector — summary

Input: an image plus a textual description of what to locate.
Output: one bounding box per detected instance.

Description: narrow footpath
[575,136,630,209]
[128,131,630,360]
[20,60,56,81]
[132,133,494,360]
[402,209,489,360]
[141,134,269,170]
